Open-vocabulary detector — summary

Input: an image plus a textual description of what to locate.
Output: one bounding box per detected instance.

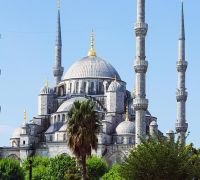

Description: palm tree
[67,100,101,180]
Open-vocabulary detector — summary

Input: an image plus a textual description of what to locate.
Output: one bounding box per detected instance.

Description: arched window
[63,134,66,141]
[90,82,94,94]
[121,137,124,144]
[96,82,98,94]
[62,114,65,122]
[83,82,87,93]
[60,87,64,96]
[7,154,20,162]
[75,82,79,94]
[50,135,52,142]
[99,82,104,94]
[69,83,72,93]
[12,141,16,147]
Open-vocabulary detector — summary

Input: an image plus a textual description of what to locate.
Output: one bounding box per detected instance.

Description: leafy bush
[22,154,80,180]
[48,154,80,180]
[102,164,124,180]
[120,138,200,180]
[0,158,24,180]
[86,156,108,179]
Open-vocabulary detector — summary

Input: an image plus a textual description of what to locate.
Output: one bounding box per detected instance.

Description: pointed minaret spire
[180,0,185,40]
[125,104,129,122]
[176,0,188,145]
[88,30,96,57]
[133,0,149,145]
[53,0,64,84]
[23,109,27,126]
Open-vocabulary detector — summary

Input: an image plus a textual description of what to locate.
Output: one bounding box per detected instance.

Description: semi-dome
[11,127,22,139]
[64,56,121,80]
[166,130,175,134]
[59,123,67,132]
[108,80,124,92]
[116,121,135,135]
[57,97,88,112]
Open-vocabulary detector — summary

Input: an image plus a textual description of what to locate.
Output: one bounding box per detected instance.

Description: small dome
[11,127,22,139]
[166,130,175,134]
[64,56,121,80]
[108,81,124,92]
[116,121,135,135]
[150,121,158,126]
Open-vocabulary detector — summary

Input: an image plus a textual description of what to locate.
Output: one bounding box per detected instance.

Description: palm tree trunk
[81,155,86,180]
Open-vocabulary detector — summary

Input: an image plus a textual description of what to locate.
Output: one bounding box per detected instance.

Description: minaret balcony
[53,66,64,76]
[176,90,187,102]
[134,60,148,73]
[134,22,148,36]
[176,122,188,133]
[133,98,148,110]
[176,61,188,72]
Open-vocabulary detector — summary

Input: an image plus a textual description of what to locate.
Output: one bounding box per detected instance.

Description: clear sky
[0,0,200,147]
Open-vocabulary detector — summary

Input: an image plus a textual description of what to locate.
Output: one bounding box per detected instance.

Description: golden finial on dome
[125,104,129,121]
[45,79,48,87]
[114,75,117,82]
[88,30,96,57]
[23,109,27,125]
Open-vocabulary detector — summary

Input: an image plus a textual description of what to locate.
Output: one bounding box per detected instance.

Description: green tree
[22,155,80,180]
[86,156,108,179]
[120,138,200,180]
[22,156,50,180]
[102,164,124,180]
[48,154,80,180]
[0,158,24,180]
[67,100,101,180]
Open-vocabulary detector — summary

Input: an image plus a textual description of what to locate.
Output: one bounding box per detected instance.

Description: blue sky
[0,0,200,147]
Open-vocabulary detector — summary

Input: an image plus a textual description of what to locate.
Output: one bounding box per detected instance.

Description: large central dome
[64,56,121,80]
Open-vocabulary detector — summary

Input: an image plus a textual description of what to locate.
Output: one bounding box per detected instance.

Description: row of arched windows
[115,136,134,144]
[68,81,104,95]
[51,114,66,124]
[48,134,66,142]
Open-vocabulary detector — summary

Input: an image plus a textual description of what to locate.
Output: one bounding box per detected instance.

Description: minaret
[133,0,149,145]
[176,1,188,145]
[53,0,64,84]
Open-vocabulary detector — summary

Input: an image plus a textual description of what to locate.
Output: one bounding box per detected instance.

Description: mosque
[0,0,188,165]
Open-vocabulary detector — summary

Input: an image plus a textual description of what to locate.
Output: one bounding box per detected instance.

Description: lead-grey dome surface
[57,97,87,112]
[11,127,22,139]
[116,121,135,135]
[64,56,121,80]
[150,121,158,126]
[108,81,124,92]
